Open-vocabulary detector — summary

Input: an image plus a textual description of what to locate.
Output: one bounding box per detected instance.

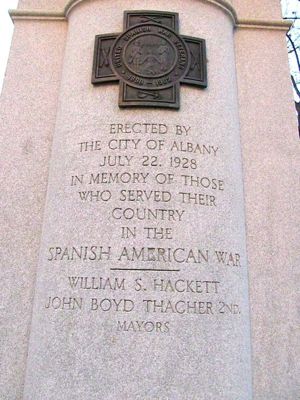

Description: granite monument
[0,1,299,399]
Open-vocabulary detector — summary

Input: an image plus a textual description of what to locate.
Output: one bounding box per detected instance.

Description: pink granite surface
[1,1,298,399]
[0,19,67,400]
[235,27,300,400]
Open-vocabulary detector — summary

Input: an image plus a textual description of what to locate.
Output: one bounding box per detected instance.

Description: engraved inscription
[42,120,245,336]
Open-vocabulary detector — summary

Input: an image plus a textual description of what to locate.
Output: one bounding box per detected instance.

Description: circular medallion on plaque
[111,23,190,90]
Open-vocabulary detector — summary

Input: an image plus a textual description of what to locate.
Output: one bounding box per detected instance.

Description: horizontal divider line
[110,268,180,272]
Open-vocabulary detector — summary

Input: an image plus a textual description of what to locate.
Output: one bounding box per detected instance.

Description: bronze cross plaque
[92,11,207,109]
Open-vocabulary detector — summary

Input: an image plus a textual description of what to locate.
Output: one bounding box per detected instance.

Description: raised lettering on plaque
[92,10,207,109]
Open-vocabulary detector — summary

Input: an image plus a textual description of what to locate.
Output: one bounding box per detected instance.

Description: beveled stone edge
[237,19,292,31]
[9,0,237,23]
[65,0,238,22]
[9,9,65,21]
[207,0,237,24]
[9,1,292,31]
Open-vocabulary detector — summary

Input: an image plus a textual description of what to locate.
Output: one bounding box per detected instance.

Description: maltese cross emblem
[92,10,207,109]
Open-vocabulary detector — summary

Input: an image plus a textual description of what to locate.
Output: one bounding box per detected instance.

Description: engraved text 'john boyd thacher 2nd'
[92,10,207,109]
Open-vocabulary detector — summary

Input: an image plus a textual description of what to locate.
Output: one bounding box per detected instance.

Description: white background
[0,0,18,93]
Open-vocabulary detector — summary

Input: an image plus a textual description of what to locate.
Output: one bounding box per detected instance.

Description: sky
[0,0,18,94]
[282,0,300,17]
[0,1,299,95]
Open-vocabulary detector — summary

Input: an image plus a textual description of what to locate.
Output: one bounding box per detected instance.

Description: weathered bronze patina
[92,11,207,109]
